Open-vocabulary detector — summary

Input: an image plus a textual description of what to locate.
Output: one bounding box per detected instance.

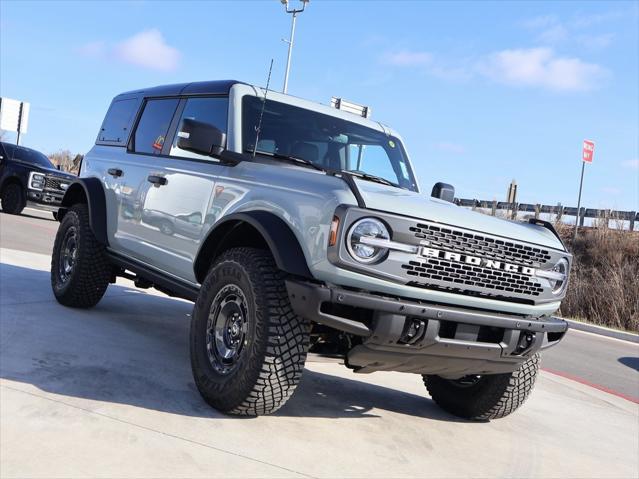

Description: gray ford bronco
[51,80,570,419]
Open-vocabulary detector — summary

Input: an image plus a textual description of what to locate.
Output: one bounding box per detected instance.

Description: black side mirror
[431,182,455,203]
[177,119,226,157]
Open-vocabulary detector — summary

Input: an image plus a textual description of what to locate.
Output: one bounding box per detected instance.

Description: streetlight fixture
[281,0,309,94]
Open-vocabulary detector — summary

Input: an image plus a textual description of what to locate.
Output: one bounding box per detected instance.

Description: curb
[563,318,639,344]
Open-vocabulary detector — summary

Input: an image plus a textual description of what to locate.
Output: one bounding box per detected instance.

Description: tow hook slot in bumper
[286,279,568,374]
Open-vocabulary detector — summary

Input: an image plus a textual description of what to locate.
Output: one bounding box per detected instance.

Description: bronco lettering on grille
[420,247,537,276]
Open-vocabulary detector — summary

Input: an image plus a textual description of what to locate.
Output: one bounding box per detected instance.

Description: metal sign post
[573,140,595,242]
[16,102,24,145]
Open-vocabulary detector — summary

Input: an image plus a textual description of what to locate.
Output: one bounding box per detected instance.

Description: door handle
[108,168,123,178]
[147,175,168,186]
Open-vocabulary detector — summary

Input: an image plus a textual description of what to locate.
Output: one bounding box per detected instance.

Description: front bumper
[286,280,568,376]
[27,189,64,208]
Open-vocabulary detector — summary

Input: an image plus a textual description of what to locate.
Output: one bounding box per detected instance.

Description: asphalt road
[1,208,638,478]
[2,208,638,401]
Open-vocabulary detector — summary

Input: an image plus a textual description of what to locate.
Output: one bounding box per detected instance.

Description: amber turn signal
[329,216,340,247]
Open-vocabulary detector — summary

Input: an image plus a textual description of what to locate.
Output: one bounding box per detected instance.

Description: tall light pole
[281,0,309,94]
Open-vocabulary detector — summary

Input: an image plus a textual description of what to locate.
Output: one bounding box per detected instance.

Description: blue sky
[1,0,637,210]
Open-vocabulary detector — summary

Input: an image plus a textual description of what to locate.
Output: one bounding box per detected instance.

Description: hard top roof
[0,141,43,155]
[115,80,246,99]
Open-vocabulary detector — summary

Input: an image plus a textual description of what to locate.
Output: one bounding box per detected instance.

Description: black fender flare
[59,177,108,245]
[194,211,312,283]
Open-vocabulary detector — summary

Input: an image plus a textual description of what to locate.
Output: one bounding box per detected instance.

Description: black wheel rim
[58,226,78,284]
[206,284,249,375]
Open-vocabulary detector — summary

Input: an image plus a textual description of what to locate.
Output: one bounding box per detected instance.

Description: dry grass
[555,223,639,332]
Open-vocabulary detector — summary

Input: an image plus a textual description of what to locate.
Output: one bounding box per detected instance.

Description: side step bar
[107,251,199,302]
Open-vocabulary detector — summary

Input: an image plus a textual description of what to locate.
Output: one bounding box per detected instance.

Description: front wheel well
[194,221,269,283]
[57,183,88,222]
[61,183,88,208]
[194,212,312,284]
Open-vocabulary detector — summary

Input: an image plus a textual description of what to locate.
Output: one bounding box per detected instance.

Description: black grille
[402,257,544,297]
[44,177,65,191]
[409,223,551,267]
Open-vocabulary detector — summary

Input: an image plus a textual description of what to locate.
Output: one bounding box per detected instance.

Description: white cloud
[114,29,180,71]
[621,159,639,170]
[576,33,615,49]
[477,48,607,91]
[522,15,559,29]
[381,50,432,67]
[522,12,618,49]
[570,11,623,29]
[522,15,567,44]
[537,24,569,44]
[79,30,180,71]
[435,142,466,154]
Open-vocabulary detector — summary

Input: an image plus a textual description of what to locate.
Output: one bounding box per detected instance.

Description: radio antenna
[253,59,274,158]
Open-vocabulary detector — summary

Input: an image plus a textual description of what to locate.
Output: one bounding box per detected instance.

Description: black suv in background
[0,141,75,216]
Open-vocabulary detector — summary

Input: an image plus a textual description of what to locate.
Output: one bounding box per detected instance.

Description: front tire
[1,183,26,215]
[190,247,310,416]
[424,353,540,420]
[51,204,111,308]
[159,220,174,235]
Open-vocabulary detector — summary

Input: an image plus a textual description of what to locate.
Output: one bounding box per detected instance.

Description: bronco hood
[353,179,565,251]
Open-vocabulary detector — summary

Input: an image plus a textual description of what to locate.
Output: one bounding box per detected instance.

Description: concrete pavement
[1,246,638,478]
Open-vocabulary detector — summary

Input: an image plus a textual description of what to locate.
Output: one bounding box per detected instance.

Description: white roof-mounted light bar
[330,97,371,119]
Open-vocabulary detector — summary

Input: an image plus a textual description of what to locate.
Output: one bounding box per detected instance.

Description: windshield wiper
[345,170,398,188]
[246,150,326,172]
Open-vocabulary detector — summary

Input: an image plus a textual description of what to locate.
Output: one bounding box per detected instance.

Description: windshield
[242,96,418,191]
[1,143,56,169]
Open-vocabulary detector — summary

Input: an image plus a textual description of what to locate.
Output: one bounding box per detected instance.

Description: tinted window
[133,99,179,155]
[169,97,228,161]
[2,143,55,168]
[98,98,139,144]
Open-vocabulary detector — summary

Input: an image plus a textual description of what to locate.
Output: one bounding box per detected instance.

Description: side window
[98,98,139,144]
[132,98,179,155]
[169,97,228,161]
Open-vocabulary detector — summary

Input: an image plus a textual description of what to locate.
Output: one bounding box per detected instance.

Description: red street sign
[582,140,595,163]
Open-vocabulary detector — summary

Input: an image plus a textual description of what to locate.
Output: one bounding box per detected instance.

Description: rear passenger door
[120,96,229,283]
[111,98,180,265]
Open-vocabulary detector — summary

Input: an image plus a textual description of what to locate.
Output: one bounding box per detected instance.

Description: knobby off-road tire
[1,183,26,215]
[424,353,540,420]
[51,204,111,308]
[190,247,311,416]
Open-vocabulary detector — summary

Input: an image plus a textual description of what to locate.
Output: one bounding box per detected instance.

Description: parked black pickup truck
[0,141,75,216]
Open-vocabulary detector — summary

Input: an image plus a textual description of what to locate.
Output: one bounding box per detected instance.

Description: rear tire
[1,183,26,215]
[51,204,111,308]
[424,353,540,420]
[190,247,310,416]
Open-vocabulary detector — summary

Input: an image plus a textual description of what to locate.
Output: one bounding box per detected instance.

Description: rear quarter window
[97,98,140,145]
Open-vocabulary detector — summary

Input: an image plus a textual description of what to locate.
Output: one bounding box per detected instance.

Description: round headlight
[347,218,390,264]
[550,258,569,294]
